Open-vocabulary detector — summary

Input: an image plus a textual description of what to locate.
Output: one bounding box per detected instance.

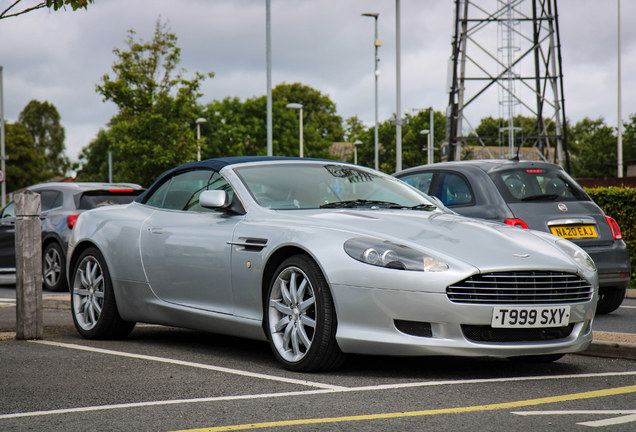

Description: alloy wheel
[268,266,317,363]
[72,255,105,331]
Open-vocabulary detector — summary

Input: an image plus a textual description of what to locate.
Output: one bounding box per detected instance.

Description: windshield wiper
[405,203,437,211]
[320,199,404,209]
[320,200,437,210]
[520,193,560,202]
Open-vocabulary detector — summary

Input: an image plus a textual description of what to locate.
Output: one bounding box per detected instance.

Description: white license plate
[491,306,570,328]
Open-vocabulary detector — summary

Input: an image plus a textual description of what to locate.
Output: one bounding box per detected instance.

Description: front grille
[447,271,593,305]
[462,324,575,343]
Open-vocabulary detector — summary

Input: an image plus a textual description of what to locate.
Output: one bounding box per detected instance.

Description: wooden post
[15,190,42,340]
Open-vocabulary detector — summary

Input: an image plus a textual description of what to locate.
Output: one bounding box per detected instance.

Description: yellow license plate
[550,225,597,239]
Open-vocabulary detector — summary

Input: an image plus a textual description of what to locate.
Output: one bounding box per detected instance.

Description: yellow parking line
[173,384,636,432]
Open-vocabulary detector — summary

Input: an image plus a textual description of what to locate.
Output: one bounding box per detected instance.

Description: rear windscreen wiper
[520,193,560,202]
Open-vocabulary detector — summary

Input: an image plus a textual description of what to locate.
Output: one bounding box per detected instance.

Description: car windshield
[234,163,439,210]
[489,167,589,203]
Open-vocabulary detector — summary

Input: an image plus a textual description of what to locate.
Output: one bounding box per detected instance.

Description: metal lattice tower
[444,0,570,171]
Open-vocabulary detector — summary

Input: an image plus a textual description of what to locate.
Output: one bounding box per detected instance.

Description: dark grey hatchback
[0,182,144,291]
[394,160,631,314]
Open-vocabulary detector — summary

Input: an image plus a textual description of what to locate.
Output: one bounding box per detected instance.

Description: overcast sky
[1,0,634,163]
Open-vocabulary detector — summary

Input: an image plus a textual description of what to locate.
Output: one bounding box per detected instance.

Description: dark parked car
[394,160,630,314]
[0,182,144,291]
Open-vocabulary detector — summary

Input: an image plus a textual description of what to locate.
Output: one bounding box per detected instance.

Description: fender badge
[512,253,530,258]
[558,203,568,212]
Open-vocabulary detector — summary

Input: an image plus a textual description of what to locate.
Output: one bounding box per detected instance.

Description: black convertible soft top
[134,156,333,203]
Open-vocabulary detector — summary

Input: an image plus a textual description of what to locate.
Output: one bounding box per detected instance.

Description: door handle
[150,227,163,234]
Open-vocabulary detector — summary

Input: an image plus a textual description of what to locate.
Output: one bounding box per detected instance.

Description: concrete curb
[43,295,70,310]
[577,340,636,361]
[626,289,636,299]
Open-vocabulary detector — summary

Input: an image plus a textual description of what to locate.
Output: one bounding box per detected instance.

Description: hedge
[585,187,636,288]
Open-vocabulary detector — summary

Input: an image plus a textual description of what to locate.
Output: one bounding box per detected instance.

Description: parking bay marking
[172,385,636,432]
[1,341,634,421]
[31,340,345,390]
[512,410,636,427]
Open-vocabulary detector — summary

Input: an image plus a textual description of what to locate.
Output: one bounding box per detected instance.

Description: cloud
[0,0,633,163]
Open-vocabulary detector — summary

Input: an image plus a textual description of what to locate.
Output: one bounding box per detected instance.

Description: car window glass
[40,190,62,212]
[145,179,172,208]
[437,173,473,206]
[399,172,434,194]
[1,201,14,218]
[157,170,234,212]
[235,164,438,210]
[185,171,235,213]
[491,168,589,202]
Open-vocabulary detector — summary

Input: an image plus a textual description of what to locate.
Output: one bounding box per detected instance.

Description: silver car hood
[282,208,579,273]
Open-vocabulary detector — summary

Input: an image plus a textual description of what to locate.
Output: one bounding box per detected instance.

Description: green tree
[351,109,446,173]
[619,114,636,172]
[272,82,344,143]
[344,116,366,143]
[569,117,618,178]
[1,0,94,20]
[76,129,111,182]
[201,83,343,160]
[18,100,71,175]
[94,19,213,187]
[4,122,51,192]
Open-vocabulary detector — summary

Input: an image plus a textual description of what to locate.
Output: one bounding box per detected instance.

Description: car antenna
[510,137,523,161]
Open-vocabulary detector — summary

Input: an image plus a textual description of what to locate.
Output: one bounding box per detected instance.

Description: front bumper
[332,284,596,357]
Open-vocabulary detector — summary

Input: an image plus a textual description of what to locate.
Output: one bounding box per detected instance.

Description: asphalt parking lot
[1,292,636,431]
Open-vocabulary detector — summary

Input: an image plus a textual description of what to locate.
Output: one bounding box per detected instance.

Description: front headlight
[556,239,596,272]
[344,237,449,272]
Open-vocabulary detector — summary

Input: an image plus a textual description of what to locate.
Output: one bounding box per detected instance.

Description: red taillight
[605,216,623,240]
[67,214,79,229]
[504,218,529,229]
[108,189,133,192]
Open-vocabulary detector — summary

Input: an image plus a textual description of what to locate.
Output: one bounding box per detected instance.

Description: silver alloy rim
[43,246,62,288]
[73,256,105,331]
[268,266,316,363]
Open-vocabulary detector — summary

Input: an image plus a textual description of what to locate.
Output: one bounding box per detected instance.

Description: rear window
[489,167,589,203]
[76,190,143,210]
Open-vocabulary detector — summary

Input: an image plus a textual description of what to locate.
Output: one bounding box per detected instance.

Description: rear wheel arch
[68,240,101,284]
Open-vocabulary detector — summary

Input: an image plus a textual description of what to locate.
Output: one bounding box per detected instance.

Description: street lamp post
[353,140,362,165]
[361,12,381,171]
[420,130,431,165]
[395,0,403,172]
[286,103,304,157]
[196,118,207,161]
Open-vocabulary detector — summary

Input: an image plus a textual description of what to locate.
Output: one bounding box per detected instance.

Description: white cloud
[0,0,633,163]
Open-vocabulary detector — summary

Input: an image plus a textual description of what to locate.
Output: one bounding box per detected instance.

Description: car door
[139,169,243,314]
[0,202,16,270]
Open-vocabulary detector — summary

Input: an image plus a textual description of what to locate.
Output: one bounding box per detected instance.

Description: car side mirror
[200,190,230,209]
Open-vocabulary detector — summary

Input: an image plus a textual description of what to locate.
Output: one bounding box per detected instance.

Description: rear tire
[265,255,347,372]
[508,353,565,363]
[71,247,135,340]
[596,287,626,315]
[42,242,67,292]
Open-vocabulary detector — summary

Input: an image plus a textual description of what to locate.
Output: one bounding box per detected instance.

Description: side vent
[227,238,268,252]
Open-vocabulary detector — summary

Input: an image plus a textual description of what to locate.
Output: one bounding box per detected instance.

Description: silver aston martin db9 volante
[67,157,598,371]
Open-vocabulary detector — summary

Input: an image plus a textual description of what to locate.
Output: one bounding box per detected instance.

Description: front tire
[42,242,67,292]
[596,287,626,315]
[265,255,346,372]
[71,247,135,339]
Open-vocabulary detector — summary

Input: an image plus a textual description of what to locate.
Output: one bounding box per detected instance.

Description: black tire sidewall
[42,242,67,292]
